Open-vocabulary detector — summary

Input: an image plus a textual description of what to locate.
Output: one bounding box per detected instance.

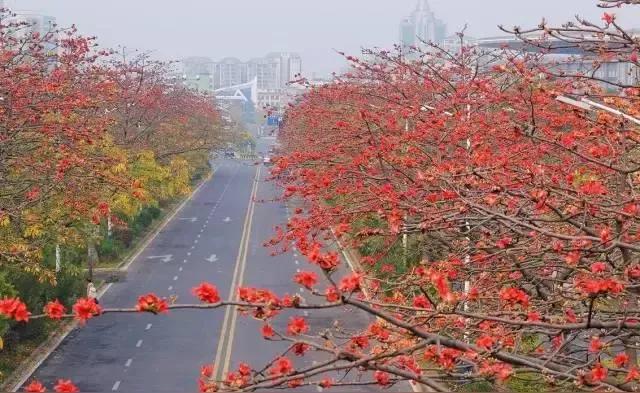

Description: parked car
[263,155,272,166]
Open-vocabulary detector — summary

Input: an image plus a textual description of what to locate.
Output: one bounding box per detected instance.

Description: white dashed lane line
[295,260,299,265]
[125,358,132,367]
[145,323,152,330]
[112,381,121,391]
[173,276,178,281]
[168,286,173,291]
[179,267,183,272]
[136,340,143,348]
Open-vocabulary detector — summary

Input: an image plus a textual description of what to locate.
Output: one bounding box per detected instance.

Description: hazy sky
[9,0,640,76]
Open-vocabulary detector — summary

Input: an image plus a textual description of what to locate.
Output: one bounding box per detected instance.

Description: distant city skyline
[6,0,640,76]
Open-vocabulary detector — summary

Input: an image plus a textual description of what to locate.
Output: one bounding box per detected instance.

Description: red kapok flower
[319,378,333,388]
[374,370,390,386]
[0,297,30,322]
[338,273,362,293]
[496,236,512,249]
[261,324,274,338]
[72,298,102,323]
[201,364,214,378]
[602,12,615,24]
[44,300,66,320]
[269,357,294,376]
[53,379,79,393]
[292,342,310,356]
[238,362,251,377]
[626,367,640,382]
[192,282,221,304]
[135,293,168,314]
[293,271,317,289]
[614,353,630,368]
[499,287,529,308]
[476,335,496,350]
[24,380,46,392]
[591,262,607,274]
[325,286,340,302]
[589,337,603,353]
[351,335,369,349]
[286,316,309,336]
[590,363,608,382]
[412,295,431,309]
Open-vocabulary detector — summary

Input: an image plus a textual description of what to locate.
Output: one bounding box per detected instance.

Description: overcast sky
[9,0,640,76]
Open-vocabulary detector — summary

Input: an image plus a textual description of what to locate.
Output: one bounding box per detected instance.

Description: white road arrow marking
[147,255,172,263]
[223,217,231,223]
[206,254,219,262]
[178,217,198,222]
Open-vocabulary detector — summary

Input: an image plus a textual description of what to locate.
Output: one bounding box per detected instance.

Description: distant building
[180,56,214,92]
[476,34,640,88]
[179,52,303,109]
[5,10,57,62]
[399,0,447,53]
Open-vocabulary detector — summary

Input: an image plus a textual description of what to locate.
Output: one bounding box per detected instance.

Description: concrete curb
[1,171,213,392]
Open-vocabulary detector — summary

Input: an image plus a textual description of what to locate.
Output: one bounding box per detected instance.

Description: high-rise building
[399,0,447,52]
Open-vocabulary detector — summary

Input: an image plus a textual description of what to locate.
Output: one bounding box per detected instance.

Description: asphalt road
[23,137,388,392]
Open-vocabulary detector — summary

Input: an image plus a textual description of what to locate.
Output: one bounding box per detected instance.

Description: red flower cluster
[24,380,46,392]
[325,286,341,302]
[576,278,625,296]
[0,297,30,322]
[72,298,102,323]
[53,379,79,392]
[293,271,317,289]
[192,282,221,304]
[374,370,390,386]
[238,287,279,306]
[338,273,362,293]
[499,287,529,308]
[286,316,309,336]
[43,300,66,320]
[412,295,431,309]
[135,293,169,314]
[269,357,294,376]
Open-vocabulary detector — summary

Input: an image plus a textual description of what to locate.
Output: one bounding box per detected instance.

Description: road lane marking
[194,239,199,244]
[147,255,173,263]
[173,276,178,281]
[213,166,260,380]
[179,267,183,272]
[168,286,173,291]
[295,260,299,265]
[187,252,192,256]
[125,358,132,367]
[112,381,121,391]
[136,340,143,348]
[145,323,152,330]
[197,234,201,238]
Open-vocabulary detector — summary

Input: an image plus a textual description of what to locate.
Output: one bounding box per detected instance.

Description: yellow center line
[212,165,260,380]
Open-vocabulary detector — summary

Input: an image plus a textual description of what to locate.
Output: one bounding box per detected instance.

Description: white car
[263,156,272,165]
